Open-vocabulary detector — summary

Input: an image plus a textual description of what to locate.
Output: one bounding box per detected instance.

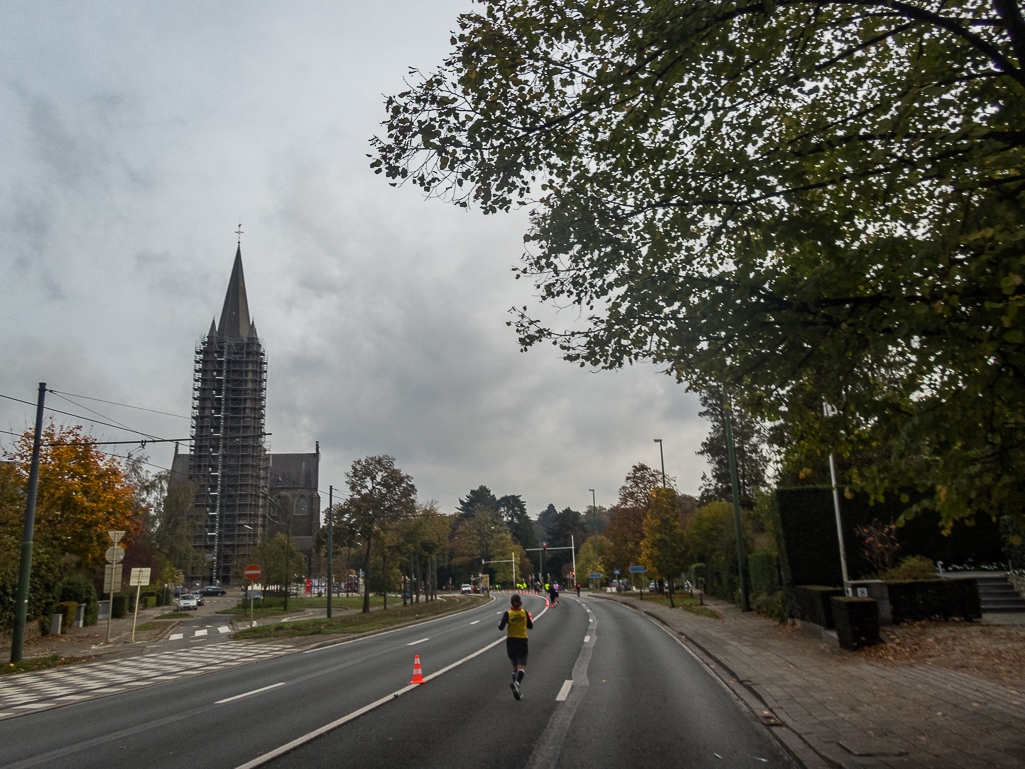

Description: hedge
[84,601,99,626]
[793,585,845,628]
[887,579,981,623]
[58,573,98,606]
[748,550,779,595]
[773,486,1003,587]
[690,563,706,590]
[831,597,881,650]
[111,594,129,619]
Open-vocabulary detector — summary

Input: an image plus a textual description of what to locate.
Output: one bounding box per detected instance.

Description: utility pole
[327,485,333,619]
[10,383,46,664]
[654,439,666,487]
[589,489,597,538]
[723,388,750,611]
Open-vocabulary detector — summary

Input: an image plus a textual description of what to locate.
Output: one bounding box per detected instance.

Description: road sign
[588,573,602,579]
[244,564,261,581]
[628,565,647,573]
[129,567,151,587]
[105,545,125,564]
[613,568,620,575]
[103,562,123,593]
[108,530,126,543]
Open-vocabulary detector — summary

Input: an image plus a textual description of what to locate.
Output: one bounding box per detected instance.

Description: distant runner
[498,593,533,700]
[553,581,560,605]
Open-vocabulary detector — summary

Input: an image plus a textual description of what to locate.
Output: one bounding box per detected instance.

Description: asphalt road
[0,594,796,769]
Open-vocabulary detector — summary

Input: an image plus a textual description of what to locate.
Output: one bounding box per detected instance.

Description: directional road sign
[588,573,602,579]
[628,565,648,573]
[244,564,262,581]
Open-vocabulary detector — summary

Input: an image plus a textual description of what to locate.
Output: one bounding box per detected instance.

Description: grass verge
[218,594,399,619]
[633,594,721,619]
[234,596,486,640]
[135,621,172,632]
[2,655,68,676]
[156,612,191,619]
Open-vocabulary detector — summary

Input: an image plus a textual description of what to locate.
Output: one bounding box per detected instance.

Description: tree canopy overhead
[374,0,1025,526]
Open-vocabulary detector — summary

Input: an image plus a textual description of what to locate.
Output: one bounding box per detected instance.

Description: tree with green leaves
[337,455,418,613]
[375,0,1025,529]
[249,533,306,594]
[641,488,689,607]
[697,388,769,508]
[576,535,613,588]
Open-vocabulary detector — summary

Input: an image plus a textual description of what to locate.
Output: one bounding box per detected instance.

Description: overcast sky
[0,2,711,518]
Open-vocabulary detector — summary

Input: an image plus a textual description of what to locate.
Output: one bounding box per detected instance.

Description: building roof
[217,246,253,340]
[268,453,319,490]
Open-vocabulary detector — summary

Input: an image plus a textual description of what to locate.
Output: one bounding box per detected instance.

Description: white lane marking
[406,638,429,646]
[195,629,208,637]
[470,621,480,625]
[584,636,590,643]
[237,602,551,769]
[555,680,573,702]
[169,633,183,641]
[216,682,286,704]
[218,626,231,634]
[588,618,593,623]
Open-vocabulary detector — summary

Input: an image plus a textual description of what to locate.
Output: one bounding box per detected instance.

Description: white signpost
[130,567,151,641]
[104,532,126,643]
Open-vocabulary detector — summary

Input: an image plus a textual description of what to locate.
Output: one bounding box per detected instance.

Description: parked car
[201,585,227,596]
[177,594,198,611]
[460,583,472,594]
[193,592,205,607]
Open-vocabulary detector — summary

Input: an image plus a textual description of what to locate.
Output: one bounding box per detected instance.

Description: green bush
[690,563,706,590]
[748,550,779,595]
[887,579,981,622]
[0,537,64,631]
[38,615,50,636]
[57,601,77,632]
[831,597,881,650]
[84,601,99,626]
[143,594,156,609]
[111,594,129,619]
[57,573,98,605]
[793,585,845,628]
[881,555,937,581]
[1001,516,1025,569]
[750,590,786,621]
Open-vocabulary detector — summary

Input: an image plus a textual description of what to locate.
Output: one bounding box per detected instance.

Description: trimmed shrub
[58,573,98,606]
[748,550,779,595]
[793,585,845,628]
[111,594,129,619]
[57,601,77,632]
[831,597,881,650]
[881,555,937,581]
[690,563,706,590]
[84,601,99,626]
[143,594,156,609]
[887,579,981,623]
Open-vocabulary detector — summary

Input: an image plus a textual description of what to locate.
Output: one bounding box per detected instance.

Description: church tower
[187,247,268,585]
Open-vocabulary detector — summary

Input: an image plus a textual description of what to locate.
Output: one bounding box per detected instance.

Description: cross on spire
[236,222,243,246]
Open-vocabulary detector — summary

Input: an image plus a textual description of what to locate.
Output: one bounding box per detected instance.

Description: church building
[171,246,320,587]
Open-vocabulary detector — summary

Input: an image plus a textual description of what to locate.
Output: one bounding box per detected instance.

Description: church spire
[218,245,252,340]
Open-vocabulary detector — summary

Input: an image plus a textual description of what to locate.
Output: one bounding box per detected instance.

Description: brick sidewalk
[590,593,1025,769]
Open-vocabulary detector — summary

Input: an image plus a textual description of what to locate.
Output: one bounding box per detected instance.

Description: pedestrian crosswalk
[0,642,292,721]
[168,625,232,641]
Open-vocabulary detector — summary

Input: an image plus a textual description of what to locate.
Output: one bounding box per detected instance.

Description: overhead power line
[47,389,190,420]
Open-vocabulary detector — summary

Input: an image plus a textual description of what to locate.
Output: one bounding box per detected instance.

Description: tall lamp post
[327,485,334,619]
[588,488,597,539]
[653,439,666,487]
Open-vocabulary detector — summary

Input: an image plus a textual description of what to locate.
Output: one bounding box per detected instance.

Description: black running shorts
[506,637,528,665]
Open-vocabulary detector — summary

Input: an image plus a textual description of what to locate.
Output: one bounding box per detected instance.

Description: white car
[460,583,472,595]
[177,594,198,611]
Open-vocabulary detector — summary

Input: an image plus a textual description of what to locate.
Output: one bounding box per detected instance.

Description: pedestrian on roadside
[576,582,580,598]
[498,593,532,700]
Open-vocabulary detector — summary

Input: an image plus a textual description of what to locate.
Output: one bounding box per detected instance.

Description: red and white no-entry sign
[244,564,261,581]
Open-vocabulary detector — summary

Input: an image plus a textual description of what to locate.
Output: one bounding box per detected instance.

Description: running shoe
[512,681,522,700]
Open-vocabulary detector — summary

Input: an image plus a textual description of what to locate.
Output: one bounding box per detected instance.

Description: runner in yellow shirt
[498,593,533,700]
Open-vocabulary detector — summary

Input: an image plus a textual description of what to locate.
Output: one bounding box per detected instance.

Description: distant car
[193,592,205,607]
[200,585,227,596]
[460,583,472,595]
[177,594,198,611]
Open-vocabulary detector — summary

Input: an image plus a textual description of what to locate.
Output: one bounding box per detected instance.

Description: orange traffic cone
[545,597,550,607]
[409,655,425,684]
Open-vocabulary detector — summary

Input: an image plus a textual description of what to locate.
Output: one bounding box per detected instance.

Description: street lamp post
[654,439,666,487]
[327,485,333,619]
[588,488,597,539]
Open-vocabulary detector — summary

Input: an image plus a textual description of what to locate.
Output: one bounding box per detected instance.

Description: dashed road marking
[556,680,573,701]
[406,638,429,646]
